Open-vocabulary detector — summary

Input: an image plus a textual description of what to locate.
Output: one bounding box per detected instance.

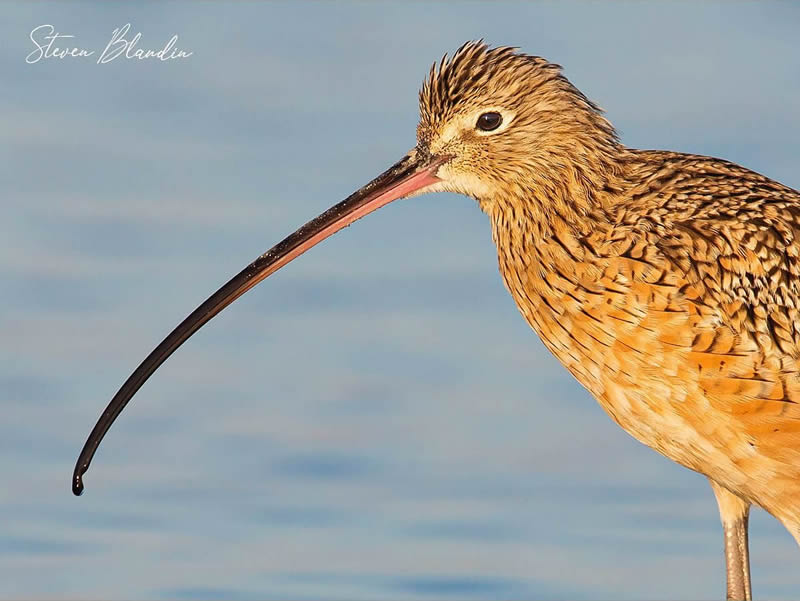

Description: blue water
[2,2,799,598]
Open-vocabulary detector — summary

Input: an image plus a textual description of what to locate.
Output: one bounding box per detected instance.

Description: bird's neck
[485,145,628,246]
[485,148,631,394]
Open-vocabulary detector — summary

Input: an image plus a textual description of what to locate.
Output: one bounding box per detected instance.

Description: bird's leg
[709,479,752,601]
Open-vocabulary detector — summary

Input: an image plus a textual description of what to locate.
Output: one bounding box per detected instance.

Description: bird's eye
[476,112,503,132]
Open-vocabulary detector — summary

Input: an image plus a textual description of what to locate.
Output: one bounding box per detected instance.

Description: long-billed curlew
[73,42,800,599]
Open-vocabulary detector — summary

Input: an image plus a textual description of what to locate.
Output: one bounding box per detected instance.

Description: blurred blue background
[1,2,799,599]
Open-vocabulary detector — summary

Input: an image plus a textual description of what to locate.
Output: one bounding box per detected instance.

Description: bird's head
[72,42,620,495]
[414,41,620,215]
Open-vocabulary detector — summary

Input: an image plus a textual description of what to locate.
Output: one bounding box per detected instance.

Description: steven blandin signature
[27,23,193,64]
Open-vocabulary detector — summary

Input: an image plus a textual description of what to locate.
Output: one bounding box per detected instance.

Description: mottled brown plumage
[419,41,800,599]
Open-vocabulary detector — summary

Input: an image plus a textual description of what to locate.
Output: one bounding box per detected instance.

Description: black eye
[476,112,502,131]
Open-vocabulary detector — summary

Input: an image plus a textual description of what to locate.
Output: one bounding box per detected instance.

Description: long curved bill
[72,149,445,496]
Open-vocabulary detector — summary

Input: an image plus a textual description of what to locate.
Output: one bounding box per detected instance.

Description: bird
[72,41,800,600]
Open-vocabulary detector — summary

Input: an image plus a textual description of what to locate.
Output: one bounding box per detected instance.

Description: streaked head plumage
[416,41,619,211]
